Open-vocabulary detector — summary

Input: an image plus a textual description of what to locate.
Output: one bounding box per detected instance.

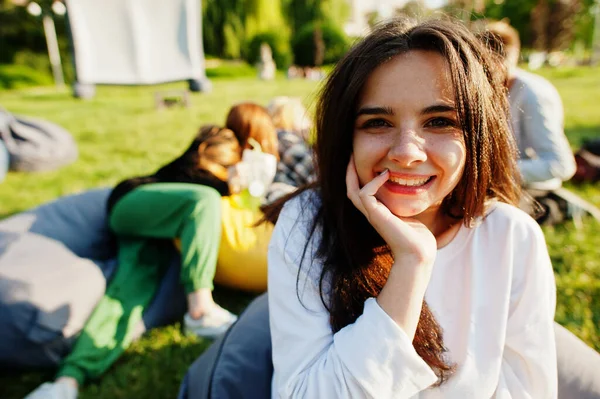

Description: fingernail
[380,169,389,176]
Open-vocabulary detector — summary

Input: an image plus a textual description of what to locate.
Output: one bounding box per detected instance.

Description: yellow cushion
[215,194,273,292]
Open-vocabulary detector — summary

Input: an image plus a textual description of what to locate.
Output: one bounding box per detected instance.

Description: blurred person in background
[267,96,312,142]
[225,102,280,161]
[226,101,315,203]
[485,20,577,225]
[25,126,242,399]
[267,97,316,191]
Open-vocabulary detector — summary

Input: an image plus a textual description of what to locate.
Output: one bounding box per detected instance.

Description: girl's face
[352,50,467,228]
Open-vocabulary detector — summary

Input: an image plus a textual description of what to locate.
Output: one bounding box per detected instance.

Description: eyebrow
[421,104,457,115]
[356,104,457,118]
[356,106,394,117]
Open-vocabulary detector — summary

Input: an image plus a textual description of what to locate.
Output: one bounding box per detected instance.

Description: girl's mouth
[388,175,433,187]
[383,175,436,194]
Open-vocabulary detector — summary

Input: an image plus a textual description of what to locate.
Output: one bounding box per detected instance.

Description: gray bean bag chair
[0,107,78,172]
[0,139,8,183]
[178,293,271,399]
[556,323,600,399]
[178,293,600,399]
[0,188,186,369]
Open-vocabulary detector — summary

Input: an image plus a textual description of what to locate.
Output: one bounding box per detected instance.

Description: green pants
[58,183,222,384]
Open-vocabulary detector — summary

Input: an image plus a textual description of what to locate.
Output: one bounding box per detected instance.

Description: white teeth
[388,176,430,186]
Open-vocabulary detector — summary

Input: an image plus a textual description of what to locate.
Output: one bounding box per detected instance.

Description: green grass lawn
[0,66,599,398]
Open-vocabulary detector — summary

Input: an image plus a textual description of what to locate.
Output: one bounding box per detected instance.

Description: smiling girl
[266,18,557,398]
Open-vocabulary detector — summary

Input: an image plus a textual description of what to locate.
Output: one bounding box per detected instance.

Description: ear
[196,141,209,168]
[197,141,207,156]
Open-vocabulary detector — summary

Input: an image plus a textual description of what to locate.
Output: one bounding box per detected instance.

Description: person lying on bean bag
[20,125,277,399]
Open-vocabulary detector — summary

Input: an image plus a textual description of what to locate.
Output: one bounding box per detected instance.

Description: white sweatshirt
[268,192,557,398]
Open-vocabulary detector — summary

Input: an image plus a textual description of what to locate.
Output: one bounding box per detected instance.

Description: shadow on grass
[79,324,213,399]
[565,125,600,148]
[212,285,260,315]
[0,324,213,399]
[82,284,259,399]
[0,369,55,399]
[0,286,259,399]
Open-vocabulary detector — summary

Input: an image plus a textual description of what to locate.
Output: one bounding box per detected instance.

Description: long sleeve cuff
[57,364,86,386]
[333,298,438,397]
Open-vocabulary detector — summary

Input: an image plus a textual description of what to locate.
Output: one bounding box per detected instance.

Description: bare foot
[187,288,216,319]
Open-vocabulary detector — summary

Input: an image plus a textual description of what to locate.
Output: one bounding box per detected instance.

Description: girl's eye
[426,117,457,128]
[362,118,390,129]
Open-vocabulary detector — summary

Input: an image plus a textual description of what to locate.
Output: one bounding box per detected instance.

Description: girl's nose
[387,129,427,167]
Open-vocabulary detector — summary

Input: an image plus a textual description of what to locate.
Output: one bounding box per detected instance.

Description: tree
[483,0,592,52]
[0,0,72,83]
[282,0,349,35]
[394,0,432,19]
[533,0,583,52]
[443,0,487,23]
[245,0,288,40]
[0,0,47,63]
[530,0,583,52]
[574,0,597,49]
[202,0,246,58]
[203,0,288,60]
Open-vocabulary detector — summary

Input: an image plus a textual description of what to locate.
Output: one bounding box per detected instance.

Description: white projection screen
[65,0,206,85]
